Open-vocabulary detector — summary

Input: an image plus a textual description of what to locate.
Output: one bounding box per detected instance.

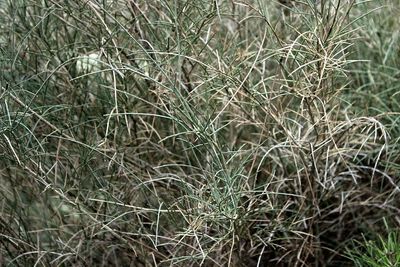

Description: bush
[0,0,399,266]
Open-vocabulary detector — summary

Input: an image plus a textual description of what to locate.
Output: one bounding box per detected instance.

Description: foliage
[347,219,400,267]
[0,0,399,266]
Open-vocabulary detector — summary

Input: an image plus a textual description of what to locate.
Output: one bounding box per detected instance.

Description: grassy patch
[0,0,399,266]
[347,219,400,267]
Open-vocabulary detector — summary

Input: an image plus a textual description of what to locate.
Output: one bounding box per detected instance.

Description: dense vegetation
[0,0,399,266]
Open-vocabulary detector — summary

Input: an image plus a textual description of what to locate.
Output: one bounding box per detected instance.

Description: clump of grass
[346,0,400,178]
[0,0,399,266]
[346,219,400,267]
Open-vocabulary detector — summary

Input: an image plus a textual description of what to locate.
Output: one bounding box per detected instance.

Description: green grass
[0,0,399,266]
[346,219,400,267]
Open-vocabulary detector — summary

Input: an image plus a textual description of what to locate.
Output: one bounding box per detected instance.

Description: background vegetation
[0,0,399,266]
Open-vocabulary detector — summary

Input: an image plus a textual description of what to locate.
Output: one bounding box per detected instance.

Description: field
[0,0,399,266]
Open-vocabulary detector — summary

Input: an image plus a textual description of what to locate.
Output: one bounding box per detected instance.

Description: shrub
[0,0,399,266]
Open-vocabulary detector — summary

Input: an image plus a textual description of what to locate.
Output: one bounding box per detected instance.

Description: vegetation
[0,0,399,266]
[346,219,400,267]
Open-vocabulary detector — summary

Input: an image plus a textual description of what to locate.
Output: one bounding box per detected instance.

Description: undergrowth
[0,0,399,266]
[346,219,400,267]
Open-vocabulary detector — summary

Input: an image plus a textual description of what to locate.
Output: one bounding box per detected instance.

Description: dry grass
[0,0,399,266]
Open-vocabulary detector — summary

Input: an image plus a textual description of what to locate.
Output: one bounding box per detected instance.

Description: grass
[0,0,399,266]
[346,219,400,267]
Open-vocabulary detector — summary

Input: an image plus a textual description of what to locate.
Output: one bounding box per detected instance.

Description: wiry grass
[0,0,399,266]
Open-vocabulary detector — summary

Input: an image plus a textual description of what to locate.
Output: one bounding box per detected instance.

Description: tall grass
[0,0,399,266]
